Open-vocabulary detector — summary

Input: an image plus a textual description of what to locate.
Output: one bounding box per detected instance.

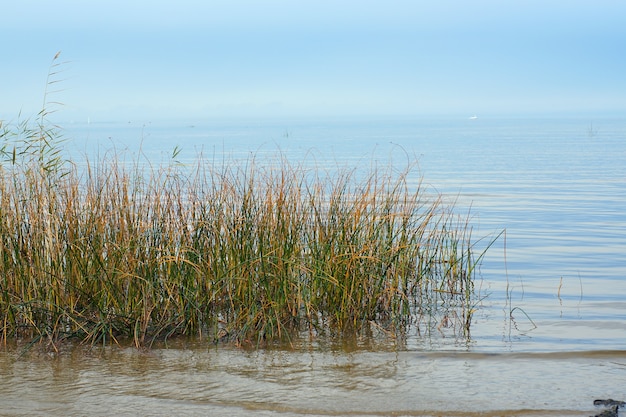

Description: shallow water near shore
[1,115,625,416]
[2,342,625,416]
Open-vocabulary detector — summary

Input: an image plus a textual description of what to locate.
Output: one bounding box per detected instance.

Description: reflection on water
[2,116,625,416]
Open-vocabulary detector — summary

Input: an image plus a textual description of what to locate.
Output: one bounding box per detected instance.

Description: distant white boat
[469,115,478,120]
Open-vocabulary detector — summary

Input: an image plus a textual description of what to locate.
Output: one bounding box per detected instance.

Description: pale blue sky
[3,0,626,122]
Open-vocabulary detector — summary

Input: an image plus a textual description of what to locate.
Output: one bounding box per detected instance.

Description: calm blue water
[4,116,619,417]
[63,115,626,353]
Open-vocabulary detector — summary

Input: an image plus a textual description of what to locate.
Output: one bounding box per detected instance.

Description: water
[2,342,625,417]
[1,115,625,416]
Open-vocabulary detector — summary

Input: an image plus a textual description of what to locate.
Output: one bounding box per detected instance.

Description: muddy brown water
[1,117,625,416]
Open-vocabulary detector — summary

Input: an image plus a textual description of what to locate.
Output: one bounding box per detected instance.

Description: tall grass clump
[0,54,485,350]
[0,148,481,348]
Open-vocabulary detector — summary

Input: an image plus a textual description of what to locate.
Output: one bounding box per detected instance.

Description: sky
[2,0,626,122]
